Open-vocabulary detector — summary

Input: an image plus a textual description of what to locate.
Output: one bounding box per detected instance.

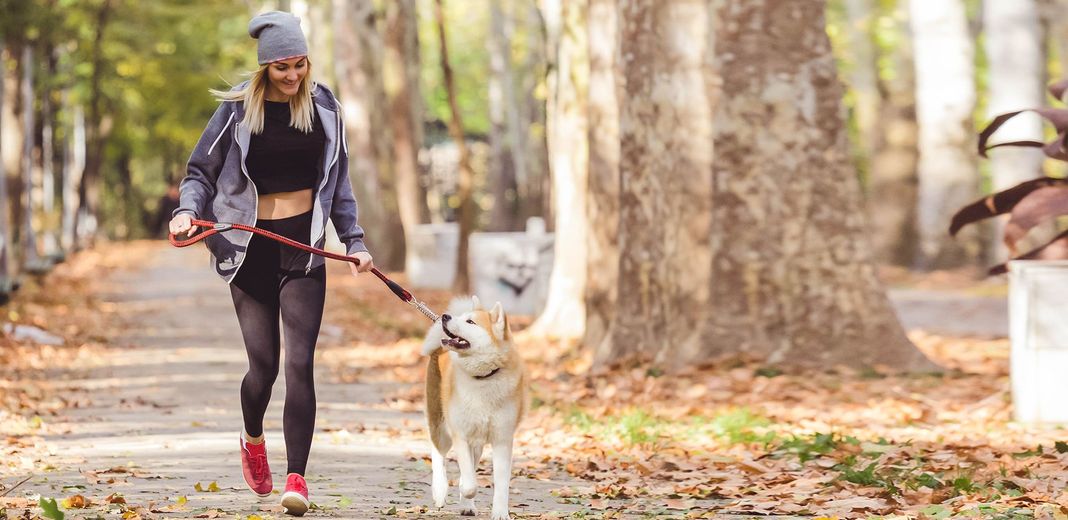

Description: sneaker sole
[281,492,309,516]
[247,483,273,498]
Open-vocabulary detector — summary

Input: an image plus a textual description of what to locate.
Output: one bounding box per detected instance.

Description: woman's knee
[284,351,315,380]
[248,354,281,381]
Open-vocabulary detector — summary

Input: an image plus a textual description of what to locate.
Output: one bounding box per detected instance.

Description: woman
[168,11,373,516]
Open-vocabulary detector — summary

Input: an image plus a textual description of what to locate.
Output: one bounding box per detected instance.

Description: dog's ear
[491,301,510,341]
[471,295,482,310]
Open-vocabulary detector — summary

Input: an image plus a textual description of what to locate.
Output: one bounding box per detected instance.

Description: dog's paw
[459,495,476,516]
[432,487,447,508]
[421,326,446,356]
[492,509,511,520]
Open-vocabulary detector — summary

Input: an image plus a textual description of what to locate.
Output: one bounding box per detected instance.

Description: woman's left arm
[330,113,372,266]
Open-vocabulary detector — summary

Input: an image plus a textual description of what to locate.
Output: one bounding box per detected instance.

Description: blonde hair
[210,58,316,135]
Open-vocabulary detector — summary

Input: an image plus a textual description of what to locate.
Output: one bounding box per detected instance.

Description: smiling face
[265,56,309,100]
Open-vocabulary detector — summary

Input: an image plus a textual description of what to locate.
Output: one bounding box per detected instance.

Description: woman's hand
[169,214,199,238]
[348,251,374,277]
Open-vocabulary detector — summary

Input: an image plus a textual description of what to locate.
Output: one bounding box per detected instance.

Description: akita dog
[421,296,527,519]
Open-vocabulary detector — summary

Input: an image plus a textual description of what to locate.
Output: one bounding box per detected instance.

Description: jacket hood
[227,79,339,118]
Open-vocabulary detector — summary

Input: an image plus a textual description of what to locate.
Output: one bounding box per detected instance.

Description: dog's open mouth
[441,321,471,350]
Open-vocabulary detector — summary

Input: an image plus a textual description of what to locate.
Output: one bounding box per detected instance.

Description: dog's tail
[424,349,451,455]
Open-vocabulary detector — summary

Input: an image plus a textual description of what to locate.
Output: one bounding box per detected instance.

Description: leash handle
[169,218,439,321]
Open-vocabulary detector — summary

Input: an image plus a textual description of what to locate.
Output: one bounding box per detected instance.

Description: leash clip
[213,222,233,232]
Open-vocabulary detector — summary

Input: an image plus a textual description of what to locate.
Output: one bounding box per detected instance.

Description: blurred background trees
[1,0,1064,370]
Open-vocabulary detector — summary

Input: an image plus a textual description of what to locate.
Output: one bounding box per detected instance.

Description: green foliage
[38,497,64,520]
[774,432,842,463]
[5,1,257,239]
[707,408,774,445]
[418,0,492,136]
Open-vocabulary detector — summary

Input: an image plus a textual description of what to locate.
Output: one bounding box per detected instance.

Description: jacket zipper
[208,113,235,156]
[230,119,259,285]
[306,107,341,274]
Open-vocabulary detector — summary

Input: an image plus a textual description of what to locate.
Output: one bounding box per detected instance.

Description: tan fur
[424,349,452,455]
[422,297,527,519]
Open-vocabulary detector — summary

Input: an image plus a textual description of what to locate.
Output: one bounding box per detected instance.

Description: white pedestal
[468,220,554,316]
[406,223,458,289]
[1009,260,1068,423]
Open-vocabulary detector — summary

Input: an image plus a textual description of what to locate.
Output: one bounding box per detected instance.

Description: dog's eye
[466,319,475,325]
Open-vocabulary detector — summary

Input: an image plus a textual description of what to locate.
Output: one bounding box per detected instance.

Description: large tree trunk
[384,0,430,257]
[868,0,919,267]
[527,0,588,339]
[909,0,980,269]
[333,0,405,270]
[702,0,934,371]
[581,0,619,350]
[594,0,713,366]
[983,0,1045,263]
[434,0,476,294]
[487,0,523,232]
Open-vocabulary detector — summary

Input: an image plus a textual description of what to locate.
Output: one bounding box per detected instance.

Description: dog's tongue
[440,337,469,349]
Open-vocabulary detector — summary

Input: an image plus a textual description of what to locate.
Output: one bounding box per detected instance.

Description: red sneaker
[281,473,310,516]
[239,433,273,497]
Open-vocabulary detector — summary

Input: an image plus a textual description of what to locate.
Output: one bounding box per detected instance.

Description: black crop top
[245,100,326,195]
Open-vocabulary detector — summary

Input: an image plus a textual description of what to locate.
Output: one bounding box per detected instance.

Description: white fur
[423,298,524,520]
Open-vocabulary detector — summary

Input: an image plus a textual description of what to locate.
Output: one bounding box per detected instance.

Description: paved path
[19,245,581,519]
[888,288,1008,337]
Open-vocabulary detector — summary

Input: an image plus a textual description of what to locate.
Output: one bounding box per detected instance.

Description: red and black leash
[168,218,440,322]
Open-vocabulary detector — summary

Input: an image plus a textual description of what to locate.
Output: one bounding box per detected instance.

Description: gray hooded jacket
[172,80,368,284]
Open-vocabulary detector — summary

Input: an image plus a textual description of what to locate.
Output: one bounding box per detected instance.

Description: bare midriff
[257,188,314,220]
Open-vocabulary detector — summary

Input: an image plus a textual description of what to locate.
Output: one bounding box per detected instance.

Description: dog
[421,296,527,520]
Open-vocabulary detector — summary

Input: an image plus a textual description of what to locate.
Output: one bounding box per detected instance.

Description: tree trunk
[983,0,1045,263]
[703,0,935,371]
[844,0,881,173]
[433,0,476,294]
[61,97,84,255]
[909,0,980,269]
[332,0,405,270]
[41,44,59,259]
[384,0,430,254]
[526,0,588,339]
[594,0,713,366]
[520,1,550,226]
[868,0,919,266]
[77,0,114,250]
[0,40,14,289]
[293,0,333,83]
[487,0,522,232]
[1051,0,1068,85]
[581,0,618,350]
[20,44,40,269]
[2,42,22,277]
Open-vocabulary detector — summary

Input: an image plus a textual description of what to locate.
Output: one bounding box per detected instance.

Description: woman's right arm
[172,101,235,222]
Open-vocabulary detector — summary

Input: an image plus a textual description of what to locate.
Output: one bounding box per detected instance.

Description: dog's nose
[441,314,451,323]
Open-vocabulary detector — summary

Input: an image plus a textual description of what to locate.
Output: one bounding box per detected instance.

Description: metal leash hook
[169,218,441,323]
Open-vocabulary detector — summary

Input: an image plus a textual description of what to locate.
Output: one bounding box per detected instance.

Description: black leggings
[229,210,325,476]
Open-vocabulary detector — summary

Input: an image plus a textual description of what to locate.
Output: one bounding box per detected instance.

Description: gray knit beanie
[248,11,308,65]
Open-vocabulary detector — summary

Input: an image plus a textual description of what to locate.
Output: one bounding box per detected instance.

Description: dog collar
[474,367,501,380]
